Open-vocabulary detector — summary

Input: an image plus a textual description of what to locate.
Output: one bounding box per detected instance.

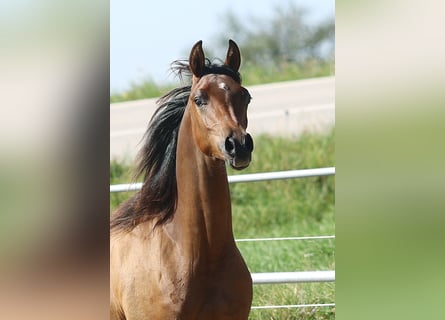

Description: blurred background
[111,0,334,96]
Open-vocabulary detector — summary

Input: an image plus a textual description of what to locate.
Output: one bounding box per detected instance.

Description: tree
[213,3,334,70]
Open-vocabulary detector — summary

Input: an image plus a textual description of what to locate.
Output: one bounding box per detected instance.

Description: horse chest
[172,257,252,319]
[174,278,251,319]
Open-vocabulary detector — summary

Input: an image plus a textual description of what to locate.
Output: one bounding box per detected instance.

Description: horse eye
[242,89,252,105]
[194,96,206,107]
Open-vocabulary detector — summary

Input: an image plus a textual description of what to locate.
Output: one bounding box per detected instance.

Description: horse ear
[225,39,241,72]
[189,40,205,78]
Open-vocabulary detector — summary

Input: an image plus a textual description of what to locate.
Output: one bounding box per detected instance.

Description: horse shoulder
[110,224,187,319]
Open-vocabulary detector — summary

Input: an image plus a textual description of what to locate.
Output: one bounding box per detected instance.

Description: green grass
[241,60,334,87]
[110,77,175,103]
[110,131,335,319]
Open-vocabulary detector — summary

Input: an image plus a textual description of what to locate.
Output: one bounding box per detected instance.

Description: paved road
[110,76,335,160]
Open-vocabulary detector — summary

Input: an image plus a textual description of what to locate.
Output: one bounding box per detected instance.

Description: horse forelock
[171,58,241,84]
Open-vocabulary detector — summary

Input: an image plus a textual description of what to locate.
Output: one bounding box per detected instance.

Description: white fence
[110,167,335,192]
[110,167,335,310]
[252,270,335,284]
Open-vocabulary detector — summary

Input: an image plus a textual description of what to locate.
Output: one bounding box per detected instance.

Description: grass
[110,77,175,103]
[110,131,335,319]
[241,60,334,87]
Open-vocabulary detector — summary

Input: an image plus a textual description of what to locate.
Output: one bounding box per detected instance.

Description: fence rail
[235,235,335,243]
[110,167,335,193]
[252,271,334,284]
[251,303,335,310]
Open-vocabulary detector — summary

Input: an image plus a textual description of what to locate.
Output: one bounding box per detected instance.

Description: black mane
[111,59,241,232]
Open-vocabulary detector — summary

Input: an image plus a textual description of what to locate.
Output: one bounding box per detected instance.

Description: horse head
[187,40,254,170]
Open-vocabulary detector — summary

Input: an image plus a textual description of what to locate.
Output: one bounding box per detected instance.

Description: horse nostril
[245,134,254,152]
[225,137,235,155]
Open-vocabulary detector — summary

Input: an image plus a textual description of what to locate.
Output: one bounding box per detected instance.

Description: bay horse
[110,40,254,320]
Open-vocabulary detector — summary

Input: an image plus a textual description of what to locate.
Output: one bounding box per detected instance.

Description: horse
[110,40,254,320]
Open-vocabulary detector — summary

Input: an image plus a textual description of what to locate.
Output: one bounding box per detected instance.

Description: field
[110,131,335,319]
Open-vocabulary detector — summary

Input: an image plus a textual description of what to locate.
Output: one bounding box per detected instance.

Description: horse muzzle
[224,133,254,170]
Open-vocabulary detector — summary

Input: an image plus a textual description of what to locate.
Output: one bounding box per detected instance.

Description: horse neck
[172,105,235,260]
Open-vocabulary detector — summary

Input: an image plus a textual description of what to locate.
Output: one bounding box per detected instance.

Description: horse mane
[111,59,241,232]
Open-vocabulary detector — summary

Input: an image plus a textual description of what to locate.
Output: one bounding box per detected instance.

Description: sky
[110,0,335,92]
